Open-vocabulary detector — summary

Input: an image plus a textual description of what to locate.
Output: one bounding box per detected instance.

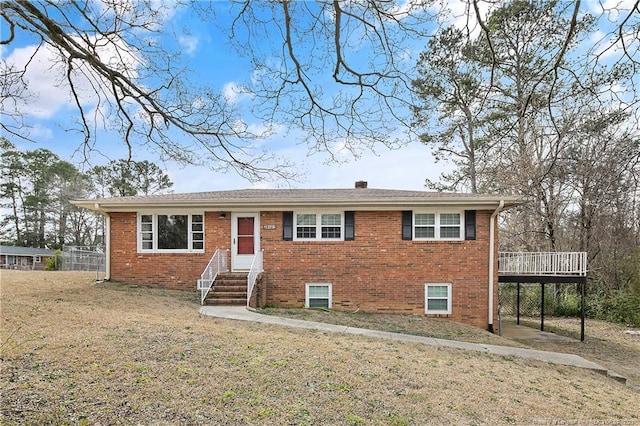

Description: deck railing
[498,252,587,276]
[197,249,228,304]
[247,250,264,307]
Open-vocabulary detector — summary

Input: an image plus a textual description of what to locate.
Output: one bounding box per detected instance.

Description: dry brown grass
[511,317,640,389]
[259,309,640,388]
[258,308,529,347]
[2,271,638,425]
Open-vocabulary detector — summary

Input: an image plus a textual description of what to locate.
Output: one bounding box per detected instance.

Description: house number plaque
[263,224,276,230]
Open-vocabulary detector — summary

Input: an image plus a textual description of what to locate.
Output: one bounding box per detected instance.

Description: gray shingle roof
[72,187,521,212]
[0,245,56,256]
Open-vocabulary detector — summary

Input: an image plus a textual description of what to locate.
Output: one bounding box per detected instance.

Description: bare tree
[1,0,293,181]
[1,0,638,182]
[222,1,437,159]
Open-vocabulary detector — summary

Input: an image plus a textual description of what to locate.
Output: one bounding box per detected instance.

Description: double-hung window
[425,284,452,314]
[295,213,343,241]
[138,213,205,253]
[306,283,332,308]
[414,212,462,240]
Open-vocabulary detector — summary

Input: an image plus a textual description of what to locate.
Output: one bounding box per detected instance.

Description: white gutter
[488,199,504,333]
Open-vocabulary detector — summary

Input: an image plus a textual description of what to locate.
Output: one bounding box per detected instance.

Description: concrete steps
[203,272,247,306]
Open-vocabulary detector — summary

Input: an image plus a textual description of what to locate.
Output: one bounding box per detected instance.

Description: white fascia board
[71,196,521,213]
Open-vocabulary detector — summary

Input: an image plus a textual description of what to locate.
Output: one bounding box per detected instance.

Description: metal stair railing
[197,249,228,304]
[246,250,264,307]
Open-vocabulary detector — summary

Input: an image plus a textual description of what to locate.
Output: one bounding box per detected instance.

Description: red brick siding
[107,209,499,330]
[259,210,498,330]
[108,211,231,290]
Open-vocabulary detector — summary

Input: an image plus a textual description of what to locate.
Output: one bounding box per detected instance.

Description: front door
[231,213,260,271]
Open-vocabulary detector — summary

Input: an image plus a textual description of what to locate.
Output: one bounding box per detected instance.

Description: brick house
[0,245,56,270]
[72,182,520,331]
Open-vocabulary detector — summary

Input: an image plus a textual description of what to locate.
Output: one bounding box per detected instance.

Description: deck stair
[203,272,248,306]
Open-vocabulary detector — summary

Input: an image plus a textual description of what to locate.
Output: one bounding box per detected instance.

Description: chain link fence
[499,282,583,317]
[61,246,106,274]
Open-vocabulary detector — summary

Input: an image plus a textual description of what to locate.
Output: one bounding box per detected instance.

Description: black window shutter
[465,210,476,240]
[344,211,355,241]
[283,211,293,241]
[402,211,413,240]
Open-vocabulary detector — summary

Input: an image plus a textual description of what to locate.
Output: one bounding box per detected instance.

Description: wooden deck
[497,252,588,341]
[498,252,587,283]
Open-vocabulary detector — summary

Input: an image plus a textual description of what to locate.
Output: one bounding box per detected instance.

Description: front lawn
[2,271,638,424]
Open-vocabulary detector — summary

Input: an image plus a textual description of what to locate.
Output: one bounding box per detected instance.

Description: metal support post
[540,282,545,332]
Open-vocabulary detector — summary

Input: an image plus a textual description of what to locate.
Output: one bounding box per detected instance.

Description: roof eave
[72,196,522,213]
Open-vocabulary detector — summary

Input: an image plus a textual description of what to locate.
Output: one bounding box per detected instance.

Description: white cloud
[440,0,497,37]
[94,0,179,31]
[168,140,448,193]
[2,35,141,120]
[2,44,72,119]
[179,35,199,55]
[28,123,54,140]
[584,0,638,17]
[222,81,251,104]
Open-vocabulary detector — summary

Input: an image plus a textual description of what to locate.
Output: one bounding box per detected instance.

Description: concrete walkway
[199,306,626,385]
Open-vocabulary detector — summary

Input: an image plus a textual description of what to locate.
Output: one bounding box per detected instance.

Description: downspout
[104,213,111,281]
[488,199,504,333]
[95,203,110,281]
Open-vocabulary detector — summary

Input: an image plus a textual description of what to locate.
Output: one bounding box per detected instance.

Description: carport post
[540,282,545,332]
[580,281,586,342]
[516,283,521,325]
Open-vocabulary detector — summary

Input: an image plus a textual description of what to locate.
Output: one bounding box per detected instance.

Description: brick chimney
[355,181,368,189]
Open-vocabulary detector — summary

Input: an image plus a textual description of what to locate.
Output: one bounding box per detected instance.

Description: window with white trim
[306,283,332,308]
[295,213,343,241]
[425,284,452,314]
[138,213,205,253]
[414,212,462,240]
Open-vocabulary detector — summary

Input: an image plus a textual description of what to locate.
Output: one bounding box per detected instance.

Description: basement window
[306,283,332,309]
[425,284,452,315]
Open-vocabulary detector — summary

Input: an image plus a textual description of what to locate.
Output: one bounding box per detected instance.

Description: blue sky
[1,1,636,193]
[0,1,458,193]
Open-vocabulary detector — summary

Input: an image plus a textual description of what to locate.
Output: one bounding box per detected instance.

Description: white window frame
[425,283,452,315]
[137,211,205,253]
[305,283,332,308]
[294,211,344,241]
[413,211,464,241]
[34,256,42,263]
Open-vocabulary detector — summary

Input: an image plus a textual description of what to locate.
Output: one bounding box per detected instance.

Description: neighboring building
[0,245,56,270]
[72,182,520,331]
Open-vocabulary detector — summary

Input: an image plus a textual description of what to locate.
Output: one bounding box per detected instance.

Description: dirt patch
[2,271,639,424]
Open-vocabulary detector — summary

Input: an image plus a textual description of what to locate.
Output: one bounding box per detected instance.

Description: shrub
[551,291,582,317]
[45,250,63,271]
[587,289,640,327]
